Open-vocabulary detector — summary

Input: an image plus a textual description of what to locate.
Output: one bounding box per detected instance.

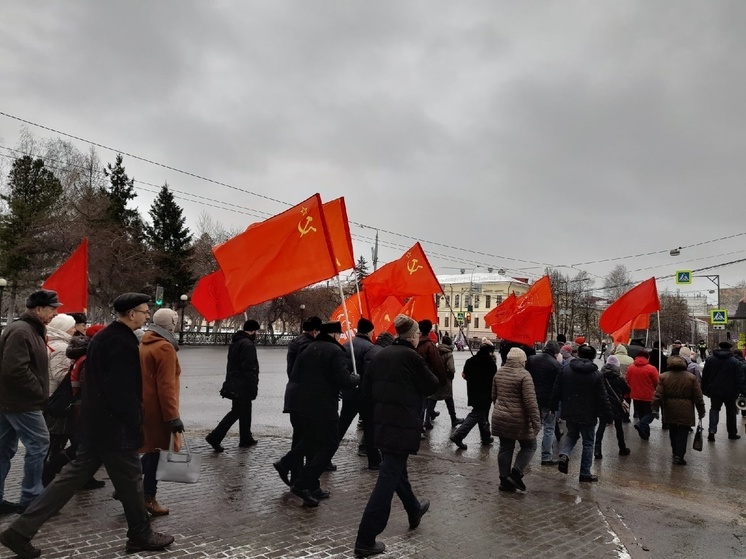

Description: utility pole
[371,230,379,271]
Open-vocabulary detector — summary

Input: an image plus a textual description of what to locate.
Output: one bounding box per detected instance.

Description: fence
[179,331,296,346]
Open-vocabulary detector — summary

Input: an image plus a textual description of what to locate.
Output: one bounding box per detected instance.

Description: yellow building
[436,272,529,341]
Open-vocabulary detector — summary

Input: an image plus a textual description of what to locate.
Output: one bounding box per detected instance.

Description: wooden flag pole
[657,311,662,372]
[336,276,357,376]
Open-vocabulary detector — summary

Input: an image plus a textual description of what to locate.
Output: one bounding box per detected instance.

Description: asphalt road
[178,346,746,558]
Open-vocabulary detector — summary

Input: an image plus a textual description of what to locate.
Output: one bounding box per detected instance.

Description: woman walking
[491,347,540,492]
[594,355,631,459]
[651,356,706,465]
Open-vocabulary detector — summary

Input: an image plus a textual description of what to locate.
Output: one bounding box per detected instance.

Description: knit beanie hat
[679,346,692,359]
[544,341,560,355]
[395,315,419,339]
[153,308,179,332]
[375,331,395,347]
[48,314,76,333]
[577,344,597,360]
[506,347,527,364]
[481,337,494,347]
[606,355,620,368]
[85,324,105,338]
[357,318,374,334]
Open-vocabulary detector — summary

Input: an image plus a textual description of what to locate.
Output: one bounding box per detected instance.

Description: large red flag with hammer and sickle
[213,194,338,310]
[361,242,442,308]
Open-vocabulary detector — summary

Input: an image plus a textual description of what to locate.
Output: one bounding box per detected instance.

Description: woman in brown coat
[139,309,183,515]
[491,347,541,492]
[652,355,706,465]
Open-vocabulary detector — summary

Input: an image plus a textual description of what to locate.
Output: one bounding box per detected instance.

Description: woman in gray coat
[492,347,541,492]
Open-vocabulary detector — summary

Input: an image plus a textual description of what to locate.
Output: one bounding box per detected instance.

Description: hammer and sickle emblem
[407,258,424,275]
[298,216,317,237]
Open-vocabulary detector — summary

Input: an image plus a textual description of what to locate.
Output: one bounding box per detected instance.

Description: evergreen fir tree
[103,153,140,229]
[145,184,195,304]
[356,256,370,291]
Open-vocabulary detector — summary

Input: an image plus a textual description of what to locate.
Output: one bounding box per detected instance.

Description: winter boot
[144,495,169,516]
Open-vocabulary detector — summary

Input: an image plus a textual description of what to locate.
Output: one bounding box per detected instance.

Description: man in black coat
[282,321,359,507]
[206,319,261,451]
[286,316,321,376]
[526,341,562,465]
[1,293,174,558]
[702,341,746,441]
[354,315,439,557]
[339,318,380,469]
[449,340,497,450]
[550,344,612,483]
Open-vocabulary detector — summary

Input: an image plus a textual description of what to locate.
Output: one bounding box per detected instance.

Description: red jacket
[626,356,659,401]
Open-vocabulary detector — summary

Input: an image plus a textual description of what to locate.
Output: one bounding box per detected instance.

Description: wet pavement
[1,347,745,558]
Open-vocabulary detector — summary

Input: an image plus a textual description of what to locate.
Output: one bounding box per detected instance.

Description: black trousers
[12,445,151,542]
[356,452,420,547]
[595,415,626,452]
[669,424,689,458]
[210,399,253,444]
[293,418,339,491]
[708,396,737,436]
[279,413,311,481]
[338,399,380,467]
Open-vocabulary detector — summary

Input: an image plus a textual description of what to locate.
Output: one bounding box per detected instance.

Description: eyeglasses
[132,309,151,315]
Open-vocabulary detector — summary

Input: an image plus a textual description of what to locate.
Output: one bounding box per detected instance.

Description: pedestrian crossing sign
[456,312,465,321]
[675,270,692,284]
[711,309,728,324]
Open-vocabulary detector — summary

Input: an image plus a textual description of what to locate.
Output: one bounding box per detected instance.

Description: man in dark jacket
[417,320,447,430]
[354,315,439,557]
[450,340,497,450]
[702,341,746,441]
[286,316,321,376]
[0,290,59,516]
[526,341,562,465]
[649,341,668,374]
[339,318,380,469]
[1,293,174,558]
[282,321,359,507]
[206,319,261,451]
[550,344,612,483]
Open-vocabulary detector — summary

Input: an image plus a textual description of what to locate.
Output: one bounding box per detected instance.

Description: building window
[474,294,480,309]
[474,317,480,328]
[485,295,491,308]
[445,295,450,306]
[496,295,503,305]
[445,317,449,328]
[436,316,440,324]
[455,294,460,308]
[436,295,441,308]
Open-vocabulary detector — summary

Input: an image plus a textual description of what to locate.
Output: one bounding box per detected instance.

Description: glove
[169,418,185,433]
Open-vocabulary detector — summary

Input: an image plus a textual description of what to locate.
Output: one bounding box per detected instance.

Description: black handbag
[692,420,703,452]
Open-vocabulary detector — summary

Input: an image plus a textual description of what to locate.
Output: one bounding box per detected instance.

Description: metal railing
[179,331,296,346]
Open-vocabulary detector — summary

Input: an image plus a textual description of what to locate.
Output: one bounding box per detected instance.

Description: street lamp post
[179,294,188,345]
[299,304,306,335]
[0,278,6,334]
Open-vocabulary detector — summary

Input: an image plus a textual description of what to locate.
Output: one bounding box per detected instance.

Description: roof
[437,273,528,285]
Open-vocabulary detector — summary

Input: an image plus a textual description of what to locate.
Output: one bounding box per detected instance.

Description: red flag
[610,313,651,344]
[191,270,241,322]
[488,276,554,345]
[213,194,337,310]
[484,292,517,327]
[398,295,437,323]
[330,292,369,342]
[361,243,442,307]
[370,295,406,335]
[42,238,88,313]
[599,277,660,334]
[323,197,355,273]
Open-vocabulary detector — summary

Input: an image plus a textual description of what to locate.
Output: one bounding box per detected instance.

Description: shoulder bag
[605,378,630,415]
[156,433,202,483]
[692,419,703,452]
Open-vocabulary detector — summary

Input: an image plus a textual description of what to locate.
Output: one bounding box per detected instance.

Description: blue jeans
[560,421,596,476]
[0,411,50,505]
[540,408,556,461]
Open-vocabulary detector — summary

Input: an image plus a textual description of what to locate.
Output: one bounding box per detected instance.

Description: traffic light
[155,285,164,307]
[465,312,471,324]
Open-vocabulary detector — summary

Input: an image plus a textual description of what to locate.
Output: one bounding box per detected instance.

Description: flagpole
[336,276,358,376]
[354,277,364,317]
[657,310,662,372]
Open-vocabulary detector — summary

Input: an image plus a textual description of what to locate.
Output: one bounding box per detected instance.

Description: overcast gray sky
[2,1,745,301]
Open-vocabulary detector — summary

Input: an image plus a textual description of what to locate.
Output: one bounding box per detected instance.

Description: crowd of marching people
[0,288,744,558]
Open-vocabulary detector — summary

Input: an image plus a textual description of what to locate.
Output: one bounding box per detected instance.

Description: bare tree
[603,264,634,303]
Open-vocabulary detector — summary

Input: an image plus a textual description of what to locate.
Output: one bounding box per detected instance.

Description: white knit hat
[394,314,419,340]
[48,313,76,333]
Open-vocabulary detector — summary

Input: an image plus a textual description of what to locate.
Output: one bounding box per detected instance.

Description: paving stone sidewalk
[0,432,628,559]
